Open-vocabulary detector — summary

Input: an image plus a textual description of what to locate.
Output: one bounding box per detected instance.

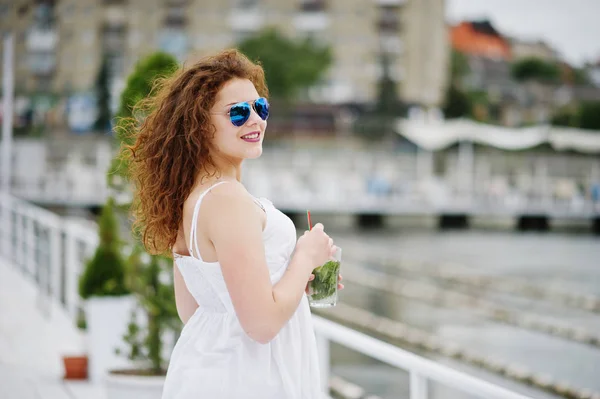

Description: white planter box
[106,373,165,399]
[87,295,136,382]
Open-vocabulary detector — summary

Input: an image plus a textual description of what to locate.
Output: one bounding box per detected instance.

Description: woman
[126,49,342,398]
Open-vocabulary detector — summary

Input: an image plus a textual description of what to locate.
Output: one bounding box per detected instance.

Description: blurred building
[586,59,600,88]
[510,38,560,62]
[450,20,511,61]
[1,0,449,108]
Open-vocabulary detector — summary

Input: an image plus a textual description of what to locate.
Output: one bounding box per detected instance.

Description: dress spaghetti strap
[188,181,229,261]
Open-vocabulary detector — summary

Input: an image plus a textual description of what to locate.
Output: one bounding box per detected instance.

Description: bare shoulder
[200,180,263,236]
[198,180,259,220]
[202,180,252,206]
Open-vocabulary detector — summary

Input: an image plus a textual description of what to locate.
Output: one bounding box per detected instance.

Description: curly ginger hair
[120,49,268,256]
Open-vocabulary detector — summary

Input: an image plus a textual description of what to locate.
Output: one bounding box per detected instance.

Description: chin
[244,146,263,160]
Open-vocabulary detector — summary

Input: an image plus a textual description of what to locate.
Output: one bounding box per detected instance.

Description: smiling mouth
[241,132,260,140]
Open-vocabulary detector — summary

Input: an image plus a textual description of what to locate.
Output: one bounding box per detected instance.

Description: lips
[241,131,261,142]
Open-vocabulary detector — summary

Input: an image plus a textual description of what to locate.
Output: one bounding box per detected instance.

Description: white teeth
[242,133,259,139]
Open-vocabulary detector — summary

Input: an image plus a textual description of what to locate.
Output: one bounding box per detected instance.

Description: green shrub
[79,197,130,299]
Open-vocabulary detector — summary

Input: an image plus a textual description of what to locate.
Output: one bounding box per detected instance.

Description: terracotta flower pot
[63,355,88,380]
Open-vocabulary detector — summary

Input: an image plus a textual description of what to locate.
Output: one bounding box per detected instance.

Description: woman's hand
[294,223,334,274]
[305,269,344,293]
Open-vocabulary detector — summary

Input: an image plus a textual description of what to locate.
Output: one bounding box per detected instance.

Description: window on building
[379,34,403,54]
[378,5,399,33]
[0,4,9,19]
[165,2,186,27]
[300,0,326,12]
[28,51,55,75]
[102,25,126,54]
[236,0,259,9]
[33,2,55,29]
[107,53,125,78]
[158,28,188,62]
[102,25,126,77]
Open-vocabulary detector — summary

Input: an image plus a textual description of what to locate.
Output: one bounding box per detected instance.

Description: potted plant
[103,51,180,399]
[63,355,88,380]
[78,196,134,383]
[105,244,179,399]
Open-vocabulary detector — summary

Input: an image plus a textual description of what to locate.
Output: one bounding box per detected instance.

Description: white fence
[0,193,98,321]
[0,192,534,399]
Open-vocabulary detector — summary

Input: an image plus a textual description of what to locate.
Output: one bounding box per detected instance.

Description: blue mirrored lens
[229,103,251,127]
[254,97,269,121]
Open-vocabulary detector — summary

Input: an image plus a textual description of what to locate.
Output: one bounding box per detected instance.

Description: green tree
[107,51,180,376]
[108,52,179,185]
[572,68,590,85]
[550,107,579,128]
[354,52,402,141]
[116,52,179,135]
[79,197,129,299]
[121,244,178,375]
[579,101,600,131]
[94,57,111,132]
[511,57,560,83]
[450,49,470,85]
[374,52,401,116]
[443,84,472,119]
[237,28,332,101]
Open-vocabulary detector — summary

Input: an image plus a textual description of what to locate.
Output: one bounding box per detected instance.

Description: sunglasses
[224,97,270,127]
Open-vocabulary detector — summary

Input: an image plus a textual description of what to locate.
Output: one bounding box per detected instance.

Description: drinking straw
[306,210,313,231]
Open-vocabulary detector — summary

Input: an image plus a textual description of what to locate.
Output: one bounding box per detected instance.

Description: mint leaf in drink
[309,260,340,300]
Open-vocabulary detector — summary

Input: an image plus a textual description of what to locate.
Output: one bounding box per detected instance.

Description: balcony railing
[313,316,533,399]
[0,192,535,398]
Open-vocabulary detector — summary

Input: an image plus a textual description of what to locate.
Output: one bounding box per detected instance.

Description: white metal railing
[312,316,533,399]
[0,193,534,399]
[0,193,98,321]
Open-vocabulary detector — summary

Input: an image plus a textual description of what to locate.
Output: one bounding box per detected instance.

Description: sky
[445,0,600,66]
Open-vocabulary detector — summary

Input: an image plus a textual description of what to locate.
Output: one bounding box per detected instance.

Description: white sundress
[161,182,323,399]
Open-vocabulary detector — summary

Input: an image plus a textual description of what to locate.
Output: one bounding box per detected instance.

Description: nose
[246,106,263,125]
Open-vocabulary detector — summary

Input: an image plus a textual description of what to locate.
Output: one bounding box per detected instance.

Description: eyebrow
[224,97,259,107]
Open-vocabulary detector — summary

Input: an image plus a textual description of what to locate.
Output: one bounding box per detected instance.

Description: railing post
[49,217,62,308]
[410,371,428,399]
[64,224,79,320]
[26,210,35,277]
[2,197,13,259]
[0,195,8,259]
[36,223,51,318]
[458,140,474,206]
[315,332,330,395]
[15,206,23,270]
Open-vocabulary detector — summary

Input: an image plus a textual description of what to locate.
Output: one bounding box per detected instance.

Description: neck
[200,154,243,184]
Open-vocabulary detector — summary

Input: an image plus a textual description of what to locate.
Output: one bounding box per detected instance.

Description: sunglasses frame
[219,97,270,127]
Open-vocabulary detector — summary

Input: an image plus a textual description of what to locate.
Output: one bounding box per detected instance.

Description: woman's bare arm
[201,182,328,344]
